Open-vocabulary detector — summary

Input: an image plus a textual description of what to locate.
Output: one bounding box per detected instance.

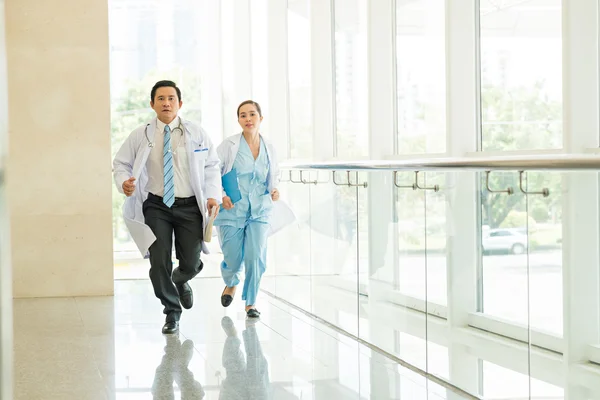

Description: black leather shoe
[246,308,261,318]
[176,282,193,309]
[162,321,179,334]
[221,286,235,307]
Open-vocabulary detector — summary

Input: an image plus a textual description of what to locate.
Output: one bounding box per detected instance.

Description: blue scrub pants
[218,221,270,306]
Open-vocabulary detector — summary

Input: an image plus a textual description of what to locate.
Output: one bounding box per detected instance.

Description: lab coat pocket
[193,149,209,160]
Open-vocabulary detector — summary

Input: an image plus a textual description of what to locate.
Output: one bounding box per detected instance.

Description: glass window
[396,0,446,154]
[109,0,216,278]
[334,0,369,158]
[479,0,563,151]
[250,0,269,117]
[480,171,563,335]
[288,0,313,159]
[221,0,237,137]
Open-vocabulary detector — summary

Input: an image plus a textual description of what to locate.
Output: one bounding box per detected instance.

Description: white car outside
[482,228,528,255]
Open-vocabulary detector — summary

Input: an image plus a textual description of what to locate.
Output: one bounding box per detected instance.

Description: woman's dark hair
[151,80,182,102]
[237,100,262,117]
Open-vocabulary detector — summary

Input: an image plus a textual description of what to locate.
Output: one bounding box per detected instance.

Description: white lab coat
[217,133,295,235]
[113,118,222,257]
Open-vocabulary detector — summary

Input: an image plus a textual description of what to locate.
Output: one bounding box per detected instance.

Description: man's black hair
[150,80,182,102]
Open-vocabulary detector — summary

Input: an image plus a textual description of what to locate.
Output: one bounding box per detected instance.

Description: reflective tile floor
[12,278,470,400]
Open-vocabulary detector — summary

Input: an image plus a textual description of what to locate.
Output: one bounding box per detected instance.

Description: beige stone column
[0,0,14,397]
[5,0,113,297]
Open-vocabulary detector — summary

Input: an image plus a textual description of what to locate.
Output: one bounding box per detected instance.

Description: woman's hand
[271,188,280,201]
[222,196,234,210]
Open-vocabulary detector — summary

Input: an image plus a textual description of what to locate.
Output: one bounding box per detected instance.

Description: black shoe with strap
[246,308,260,318]
[221,286,235,307]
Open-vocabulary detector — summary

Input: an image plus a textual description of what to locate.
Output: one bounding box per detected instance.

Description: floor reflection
[12,279,472,399]
[152,335,205,399]
[219,317,271,399]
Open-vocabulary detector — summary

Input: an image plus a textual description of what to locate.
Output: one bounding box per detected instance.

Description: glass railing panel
[395,171,429,372]
[357,171,370,297]
[264,171,312,311]
[480,171,529,325]
[268,162,600,400]
[357,170,428,373]
[424,171,448,307]
[478,170,531,398]
[356,170,396,375]
[436,170,478,396]
[523,171,563,336]
[310,171,361,337]
[523,171,564,400]
[423,171,450,382]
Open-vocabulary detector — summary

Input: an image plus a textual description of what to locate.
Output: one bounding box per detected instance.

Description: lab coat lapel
[125,119,158,258]
[230,134,242,172]
[132,119,157,180]
[181,119,196,182]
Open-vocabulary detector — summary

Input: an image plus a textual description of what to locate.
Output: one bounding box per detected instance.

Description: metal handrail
[279,154,600,171]
[519,171,550,197]
[485,171,514,195]
[332,171,368,188]
[394,171,439,191]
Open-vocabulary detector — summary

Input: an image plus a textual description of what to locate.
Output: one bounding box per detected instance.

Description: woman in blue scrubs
[215,100,280,318]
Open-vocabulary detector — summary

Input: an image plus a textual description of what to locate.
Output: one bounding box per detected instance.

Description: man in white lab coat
[113,80,221,334]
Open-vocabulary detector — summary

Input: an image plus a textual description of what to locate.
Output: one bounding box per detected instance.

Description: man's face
[151,87,182,123]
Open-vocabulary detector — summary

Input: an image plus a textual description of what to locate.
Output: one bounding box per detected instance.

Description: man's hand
[222,196,234,210]
[207,198,219,217]
[271,188,280,201]
[122,177,136,197]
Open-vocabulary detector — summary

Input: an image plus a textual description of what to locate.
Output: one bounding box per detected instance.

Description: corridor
[12,279,467,399]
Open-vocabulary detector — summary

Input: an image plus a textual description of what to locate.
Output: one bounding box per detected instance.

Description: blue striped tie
[163,125,175,207]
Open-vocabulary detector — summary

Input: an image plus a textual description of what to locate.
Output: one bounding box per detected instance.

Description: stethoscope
[144,121,185,148]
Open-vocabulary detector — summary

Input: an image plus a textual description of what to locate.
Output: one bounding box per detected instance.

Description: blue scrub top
[215,137,273,228]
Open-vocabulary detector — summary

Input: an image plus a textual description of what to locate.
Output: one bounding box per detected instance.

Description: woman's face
[238,104,263,134]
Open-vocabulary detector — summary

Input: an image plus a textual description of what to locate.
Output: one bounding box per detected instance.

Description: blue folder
[221,168,242,205]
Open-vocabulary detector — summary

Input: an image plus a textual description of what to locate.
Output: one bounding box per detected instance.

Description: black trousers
[143,193,204,322]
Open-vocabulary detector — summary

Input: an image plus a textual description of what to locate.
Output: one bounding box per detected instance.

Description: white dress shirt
[146,116,194,198]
